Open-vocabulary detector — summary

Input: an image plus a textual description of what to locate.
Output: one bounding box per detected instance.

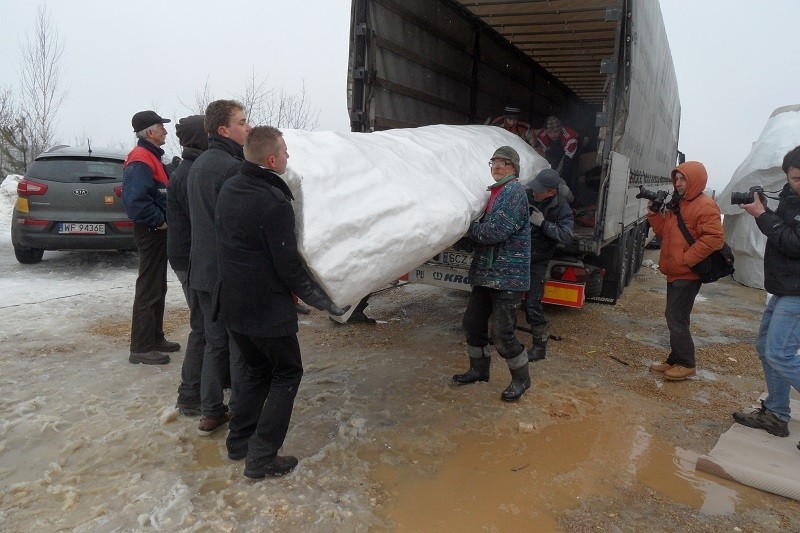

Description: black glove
[297,278,350,316]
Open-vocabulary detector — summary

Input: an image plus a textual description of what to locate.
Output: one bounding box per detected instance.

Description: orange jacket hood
[672,161,707,201]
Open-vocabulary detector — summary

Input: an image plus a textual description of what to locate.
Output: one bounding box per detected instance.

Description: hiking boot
[129,350,170,365]
[649,362,673,373]
[197,412,231,436]
[176,401,201,417]
[244,455,299,479]
[348,310,377,324]
[733,401,789,437]
[154,339,181,353]
[663,365,695,381]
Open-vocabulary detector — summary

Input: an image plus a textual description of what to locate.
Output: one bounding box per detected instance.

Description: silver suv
[11,146,135,263]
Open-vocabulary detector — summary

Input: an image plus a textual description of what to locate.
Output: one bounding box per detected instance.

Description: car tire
[14,245,45,264]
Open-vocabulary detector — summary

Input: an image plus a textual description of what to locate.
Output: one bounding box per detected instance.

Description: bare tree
[267,80,320,130]
[18,4,67,160]
[178,75,214,116]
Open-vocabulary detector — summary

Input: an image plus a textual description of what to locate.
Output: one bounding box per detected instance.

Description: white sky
[1,0,799,193]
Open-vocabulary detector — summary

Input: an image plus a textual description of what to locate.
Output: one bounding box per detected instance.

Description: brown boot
[663,365,696,381]
[649,362,673,373]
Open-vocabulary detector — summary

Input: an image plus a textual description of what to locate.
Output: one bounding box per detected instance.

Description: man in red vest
[488,105,532,143]
[122,110,181,365]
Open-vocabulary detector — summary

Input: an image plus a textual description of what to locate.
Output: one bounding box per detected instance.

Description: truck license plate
[59,223,105,234]
[440,251,471,266]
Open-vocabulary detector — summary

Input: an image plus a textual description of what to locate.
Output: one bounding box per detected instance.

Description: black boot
[501,351,531,402]
[452,346,491,385]
[528,323,548,361]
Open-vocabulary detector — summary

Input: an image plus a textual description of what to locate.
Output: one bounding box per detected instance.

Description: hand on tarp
[530,207,545,227]
[452,236,475,253]
[297,279,350,316]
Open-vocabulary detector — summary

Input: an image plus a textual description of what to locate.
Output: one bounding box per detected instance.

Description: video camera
[730,186,764,205]
[636,185,670,212]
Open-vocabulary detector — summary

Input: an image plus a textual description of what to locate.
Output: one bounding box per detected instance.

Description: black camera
[730,185,764,205]
[636,185,670,211]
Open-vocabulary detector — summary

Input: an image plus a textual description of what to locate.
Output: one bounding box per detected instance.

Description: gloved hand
[530,207,545,227]
[298,278,350,316]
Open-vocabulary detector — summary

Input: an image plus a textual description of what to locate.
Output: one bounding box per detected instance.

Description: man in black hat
[122,110,181,365]
[487,105,532,143]
[524,168,574,362]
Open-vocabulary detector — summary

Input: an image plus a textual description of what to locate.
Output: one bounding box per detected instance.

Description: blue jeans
[758,295,800,423]
[197,289,245,418]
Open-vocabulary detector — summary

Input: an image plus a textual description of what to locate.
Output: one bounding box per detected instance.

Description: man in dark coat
[167,115,208,416]
[121,110,181,365]
[525,169,574,361]
[187,100,251,436]
[215,126,348,478]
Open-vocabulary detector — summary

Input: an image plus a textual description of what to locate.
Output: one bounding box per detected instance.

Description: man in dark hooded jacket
[187,100,251,436]
[525,169,574,362]
[167,115,208,416]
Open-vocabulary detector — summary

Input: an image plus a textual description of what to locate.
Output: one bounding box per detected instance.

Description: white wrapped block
[282,125,550,306]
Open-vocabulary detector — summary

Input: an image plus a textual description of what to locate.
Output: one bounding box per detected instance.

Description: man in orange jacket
[646,161,724,381]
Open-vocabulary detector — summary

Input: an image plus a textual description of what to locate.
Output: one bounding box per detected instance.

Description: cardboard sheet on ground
[696,395,800,501]
[281,125,549,306]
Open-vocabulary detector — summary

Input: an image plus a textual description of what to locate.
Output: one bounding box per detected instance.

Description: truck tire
[624,227,636,287]
[633,222,647,275]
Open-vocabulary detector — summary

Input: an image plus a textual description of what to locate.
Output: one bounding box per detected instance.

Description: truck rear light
[550,265,589,283]
[17,179,48,197]
[114,185,123,197]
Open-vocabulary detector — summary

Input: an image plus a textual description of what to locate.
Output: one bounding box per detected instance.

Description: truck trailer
[347,0,680,304]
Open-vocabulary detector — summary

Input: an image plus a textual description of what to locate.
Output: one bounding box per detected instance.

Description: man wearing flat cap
[122,110,181,365]
[487,105,532,144]
[453,145,532,402]
[525,168,574,362]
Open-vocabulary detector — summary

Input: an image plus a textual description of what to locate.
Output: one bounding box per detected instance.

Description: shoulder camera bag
[675,208,735,283]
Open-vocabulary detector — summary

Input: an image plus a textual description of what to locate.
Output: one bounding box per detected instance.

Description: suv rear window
[26,157,124,183]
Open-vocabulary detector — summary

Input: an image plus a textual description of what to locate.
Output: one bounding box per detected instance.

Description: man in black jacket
[167,115,208,416]
[525,169,574,361]
[215,126,348,478]
[187,100,251,436]
[733,145,800,449]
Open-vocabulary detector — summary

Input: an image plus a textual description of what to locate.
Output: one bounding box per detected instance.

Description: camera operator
[733,145,800,448]
[647,161,725,381]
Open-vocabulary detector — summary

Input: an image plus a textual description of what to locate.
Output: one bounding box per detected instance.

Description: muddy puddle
[364,390,761,530]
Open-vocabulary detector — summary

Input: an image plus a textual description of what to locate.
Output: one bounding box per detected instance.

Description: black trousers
[462,286,525,359]
[227,331,304,461]
[525,260,549,327]
[130,224,168,352]
[665,279,702,368]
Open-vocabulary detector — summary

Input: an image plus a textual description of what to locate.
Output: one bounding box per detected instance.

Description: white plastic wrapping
[717,105,800,289]
[281,125,549,306]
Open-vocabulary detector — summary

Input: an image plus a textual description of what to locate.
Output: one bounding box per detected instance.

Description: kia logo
[73,189,88,196]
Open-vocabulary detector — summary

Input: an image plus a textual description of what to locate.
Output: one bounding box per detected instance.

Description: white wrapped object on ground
[281,125,550,306]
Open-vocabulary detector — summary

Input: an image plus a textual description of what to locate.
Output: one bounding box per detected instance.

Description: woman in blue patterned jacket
[453,145,532,401]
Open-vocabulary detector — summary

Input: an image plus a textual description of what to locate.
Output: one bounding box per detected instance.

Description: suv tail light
[17,179,48,197]
[550,265,589,283]
[114,185,123,197]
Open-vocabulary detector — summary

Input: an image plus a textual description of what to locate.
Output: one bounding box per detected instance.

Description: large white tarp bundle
[717,105,800,289]
[281,125,550,306]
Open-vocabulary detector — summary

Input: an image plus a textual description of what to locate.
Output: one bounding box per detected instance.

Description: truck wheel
[14,244,45,264]
[633,223,647,275]
[624,227,636,287]
[584,265,604,299]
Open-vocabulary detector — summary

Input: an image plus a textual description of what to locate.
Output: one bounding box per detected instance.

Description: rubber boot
[528,323,548,362]
[452,345,491,385]
[501,349,531,401]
